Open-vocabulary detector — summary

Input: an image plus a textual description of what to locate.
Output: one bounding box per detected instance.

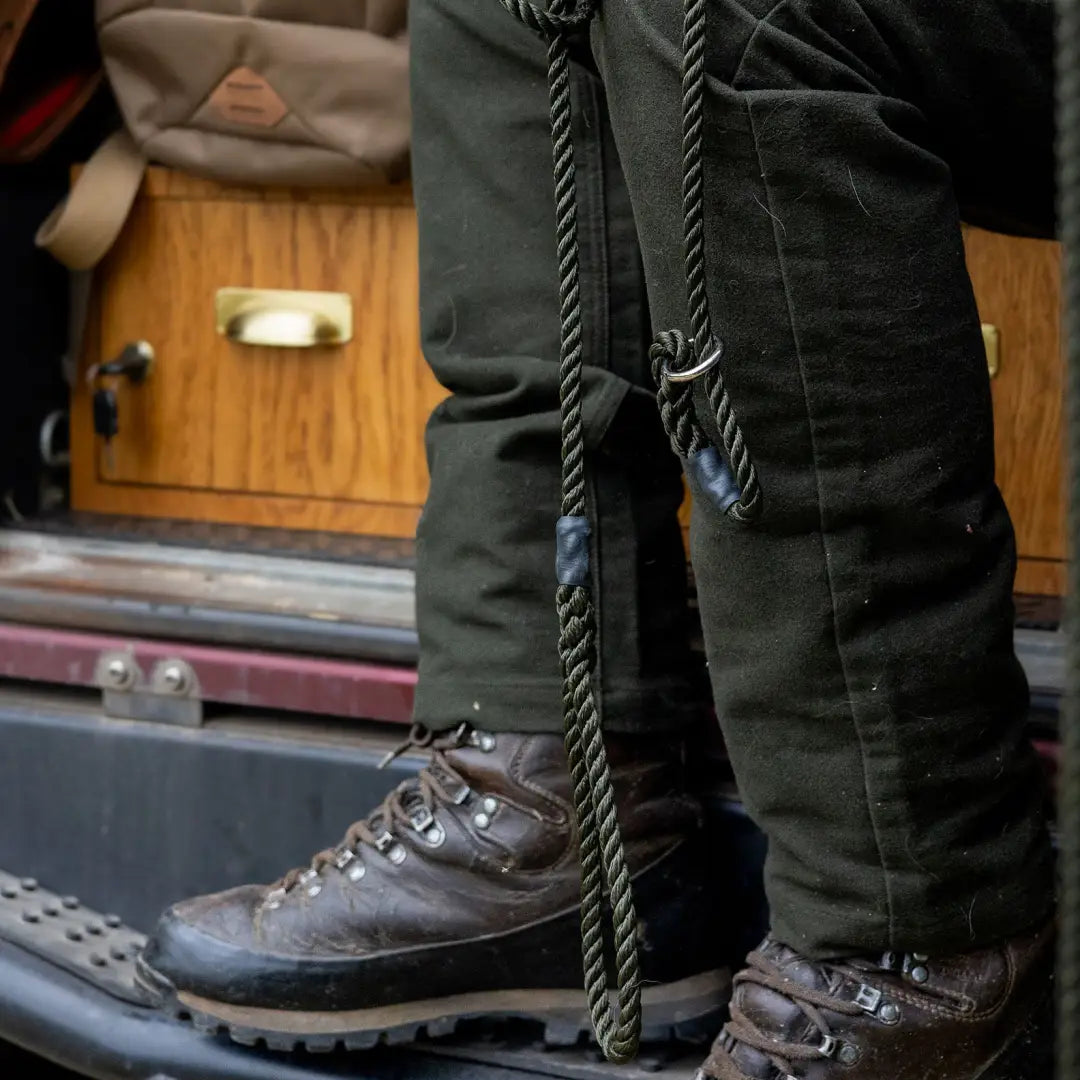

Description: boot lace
[274,722,482,895]
[700,948,865,1079]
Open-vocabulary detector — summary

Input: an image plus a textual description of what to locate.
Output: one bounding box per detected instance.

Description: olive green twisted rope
[496,0,641,1062]
[651,0,762,523]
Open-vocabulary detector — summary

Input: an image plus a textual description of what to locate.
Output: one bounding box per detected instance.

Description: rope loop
[652,0,764,522]
[651,331,763,520]
[495,0,598,38]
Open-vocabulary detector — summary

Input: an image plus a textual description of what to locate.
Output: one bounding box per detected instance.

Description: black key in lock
[93,387,119,471]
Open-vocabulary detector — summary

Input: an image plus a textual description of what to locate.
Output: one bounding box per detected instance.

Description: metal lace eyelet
[298,868,322,898]
[854,984,882,1014]
[374,831,395,854]
[408,807,436,833]
[817,1035,839,1058]
[469,730,496,752]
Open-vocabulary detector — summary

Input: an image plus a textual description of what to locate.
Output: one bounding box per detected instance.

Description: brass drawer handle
[982,323,1000,378]
[215,288,353,348]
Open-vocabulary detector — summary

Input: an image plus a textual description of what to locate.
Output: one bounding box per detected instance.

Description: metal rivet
[306,883,322,898]
[21,878,38,891]
[22,911,40,924]
[109,946,127,962]
[66,928,83,942]
[911,952,929,962]
[479,734,496,752]
[879,1002,901,1025]
[474,812,491,830]
[424,824,446,848]
[86,922,104,936]
[89,953,108,967]
[348,863,366,882]
[62,896,80,910]
[106,658,132,687]
[388,844,407,866]
[265,900,281,911]
[161,664,187,692]
[104,914,122,928]
[43,903,60,917]
[910,966,929,984]
[482,797,498,815]
[838,1044,860,1066]
[1,886,16,899]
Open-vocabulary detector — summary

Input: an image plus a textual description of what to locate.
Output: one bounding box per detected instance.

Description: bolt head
[106,658,131,686]
[161,664,187,692]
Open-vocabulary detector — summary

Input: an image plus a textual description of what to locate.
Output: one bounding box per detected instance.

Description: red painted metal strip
[0,621,415,724]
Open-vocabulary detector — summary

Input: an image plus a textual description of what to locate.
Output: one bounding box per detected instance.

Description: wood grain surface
[71,169,445,536]
[964,227,1064,594]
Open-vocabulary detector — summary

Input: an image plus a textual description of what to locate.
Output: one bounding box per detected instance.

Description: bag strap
[36,128,147,269]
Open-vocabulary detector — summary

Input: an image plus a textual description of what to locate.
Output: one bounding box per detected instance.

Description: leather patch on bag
[209,67,288,128]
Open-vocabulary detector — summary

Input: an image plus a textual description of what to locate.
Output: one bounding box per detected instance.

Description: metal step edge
[0,881,702,1080]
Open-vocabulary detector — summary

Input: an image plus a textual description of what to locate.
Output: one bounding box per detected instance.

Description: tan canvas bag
[38,0,410,269]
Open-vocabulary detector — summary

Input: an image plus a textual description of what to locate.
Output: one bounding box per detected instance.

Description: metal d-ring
[663,341,723,383]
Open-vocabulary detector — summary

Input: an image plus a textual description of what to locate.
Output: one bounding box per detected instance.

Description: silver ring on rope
[662,342,723,383]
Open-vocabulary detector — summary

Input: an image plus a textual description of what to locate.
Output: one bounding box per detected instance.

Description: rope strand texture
[497,0,642,1062]
[651,0,762,522]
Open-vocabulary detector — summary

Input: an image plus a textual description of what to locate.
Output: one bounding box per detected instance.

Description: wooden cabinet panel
[964,228,1064,595]
[71,171,446,537]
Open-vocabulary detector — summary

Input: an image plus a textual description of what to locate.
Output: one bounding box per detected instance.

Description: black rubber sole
[135,956,730,1055]
[978,993,1054,1080]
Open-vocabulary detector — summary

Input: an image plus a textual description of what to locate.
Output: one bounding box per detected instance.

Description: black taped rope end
[686,446,740,513]
[651,329,764,521]
[556,515,591,586]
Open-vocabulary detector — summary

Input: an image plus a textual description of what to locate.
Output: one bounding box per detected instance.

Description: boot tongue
[729,940,838,1078]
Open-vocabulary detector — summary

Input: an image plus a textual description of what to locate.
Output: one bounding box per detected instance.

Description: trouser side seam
[744,90,897,946]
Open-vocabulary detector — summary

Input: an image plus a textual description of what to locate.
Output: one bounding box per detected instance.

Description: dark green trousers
[409,0,1056,958]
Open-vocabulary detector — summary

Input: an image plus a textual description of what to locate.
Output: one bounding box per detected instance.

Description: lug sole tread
[136,956,728,1055]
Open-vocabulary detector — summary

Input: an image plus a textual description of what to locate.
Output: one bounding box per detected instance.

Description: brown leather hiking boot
[136,723,730,1051]
[697,921,1054,1080]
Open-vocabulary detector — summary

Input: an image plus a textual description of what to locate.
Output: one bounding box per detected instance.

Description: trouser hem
[768,847,1057,960]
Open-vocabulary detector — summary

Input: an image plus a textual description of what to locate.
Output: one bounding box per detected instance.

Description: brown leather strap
[35,128,147,269]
